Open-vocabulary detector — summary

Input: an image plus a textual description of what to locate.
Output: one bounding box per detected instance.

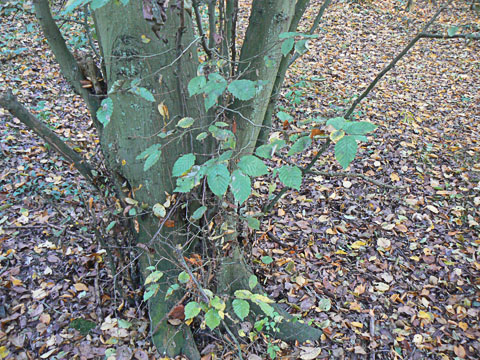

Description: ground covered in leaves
[1,0,479,359]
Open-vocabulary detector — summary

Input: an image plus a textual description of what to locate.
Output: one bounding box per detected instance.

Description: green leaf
[295,39,309,55]
[178,271,190,283]
[177,117,195,128]
[318,297,331,312]
[69,318,96,336]
[230,170,251,204]
[257,301,274,317]
[246,216,260,230]
[118,319,132,329]
[210,296,226,311]
[63,0,89,14]
[188,76,206,96]
[152,203,166,218]
[136,143,161,161]
[228,80,257,101]
[205,309,221,330]
[281,37,295,56]
[351,135,368,142]
[335,136,358,169]
[144,149,162,171]
[343,121,377,135]
[326,116,346,130]
[130,86,155,102]
[203,73,227,111]
[174,176,196,193]
[218,150,233,162]
[106,221,116,232]
[207,163,230,197]
[172,153,196,177]
[191,206,207,220]
[165,283,179,299]
[184,301,202,320]
[248,275,258,290]
[237,155,268,177]
[234,289,253,300]
[261,256,273,265]
[278,165,302,190]
[255,144,274,159]
[145,270,164,285]
[90,0,109,10]
[96,97,113,127]
[277,111,293,122]
[287,136,311,156]
[232,299,250,321]
[143,283,159,301]
[447,26,459,37]
[196,132,208,141]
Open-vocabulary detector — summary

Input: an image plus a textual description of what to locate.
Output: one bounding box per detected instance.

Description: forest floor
[0,0,479,359]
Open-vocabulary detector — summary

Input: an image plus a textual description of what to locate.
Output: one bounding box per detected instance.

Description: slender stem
[193,0,212,58]
[344,0,453,119]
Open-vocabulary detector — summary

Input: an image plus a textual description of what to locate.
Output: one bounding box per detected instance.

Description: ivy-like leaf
[172,153,196,177]
[246,216,260,230]
[203,73,227,111]
[228,79,256,101]
[96,97,113,127]
[232,299,250,321]
[335,136,358,169]
[230,170,251,204]
[237,155,268,177]
[136,143,161,161]
[207,163,230,197]
[287,136,311,156]
[278,165,302,190]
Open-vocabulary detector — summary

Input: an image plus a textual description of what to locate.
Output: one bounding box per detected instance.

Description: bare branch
[420,32,480,40]
[0,90,98,186]
[344,0,453,119]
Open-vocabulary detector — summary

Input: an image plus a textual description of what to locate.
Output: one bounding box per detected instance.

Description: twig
[370,309,376,360]
[420,32,480,40]
[344,0,453,119]
[266,231,290,248]
[82,5,101,59]
[192,0,212,58]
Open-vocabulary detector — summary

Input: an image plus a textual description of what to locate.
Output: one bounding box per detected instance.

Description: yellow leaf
[141,34,151,43]
[158,102,169,120]
[11,276,23,286]
[458,322,468,331]
[418,311,433,320]
[390,173,400,182]
[335,250,347,255]
[351,240,366,249]
[350,321,363,328]
[330,129,345,142]
[0,346,9,359]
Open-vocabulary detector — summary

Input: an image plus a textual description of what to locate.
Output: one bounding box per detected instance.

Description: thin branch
[420,32,480,40]
[33,0,101,129]
[192,0,212,58]
[82,5,101,59]
[289,0,332,66]
[0,90,98,186]
[344,0,453,119]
